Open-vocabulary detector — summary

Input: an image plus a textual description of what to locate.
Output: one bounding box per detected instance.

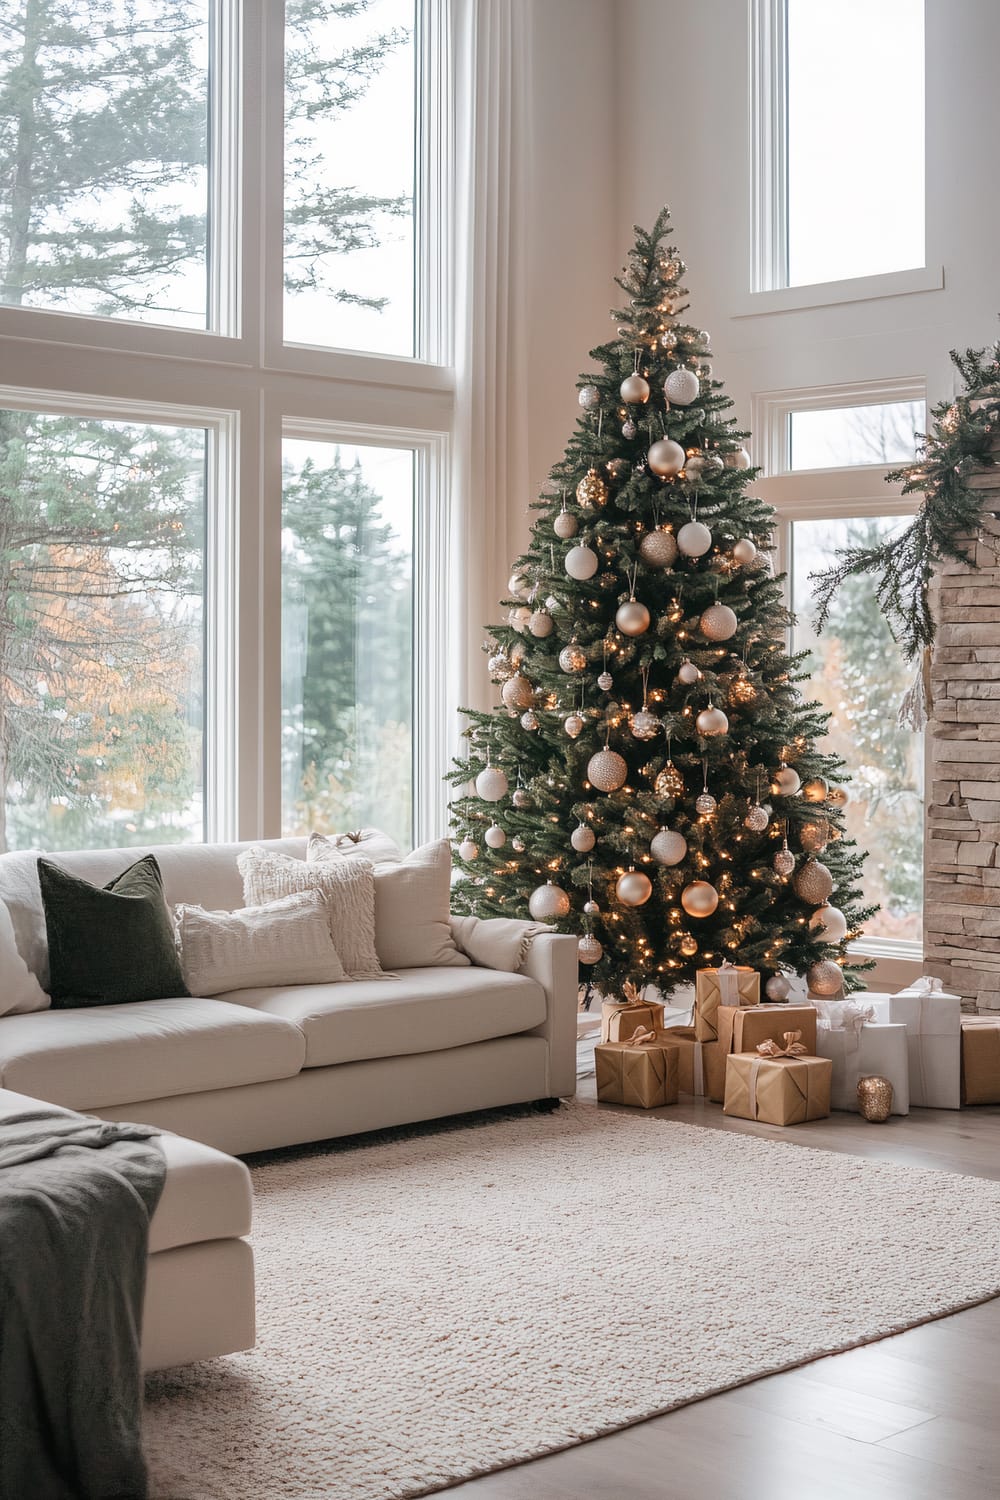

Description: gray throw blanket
[0,1107,166,1500]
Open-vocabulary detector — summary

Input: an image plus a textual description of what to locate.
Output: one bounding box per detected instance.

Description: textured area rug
[144,1103,1000,1500]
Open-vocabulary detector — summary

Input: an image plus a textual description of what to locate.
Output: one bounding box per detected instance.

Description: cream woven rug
[144,1103,1000,1500]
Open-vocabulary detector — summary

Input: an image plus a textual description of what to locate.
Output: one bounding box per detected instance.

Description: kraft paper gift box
[662,1025,724,1099]
[961,1019,1000,1105]
[813,1009,910,1115]
[601,995,667,1043]
[867,977,962,1109]
[723,1045,832,1126]
[694,963,760,1043]
[595,1032,679,1109]
[712,1004,819,1102]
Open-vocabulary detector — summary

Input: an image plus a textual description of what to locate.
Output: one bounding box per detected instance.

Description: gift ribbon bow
[756,1030,807,1059]
[627,1026,659,1046]
[621,981,645,1009]
[907,976,943,996]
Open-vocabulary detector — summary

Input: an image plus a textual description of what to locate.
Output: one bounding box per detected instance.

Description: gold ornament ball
[520,710,539,731]
[631,709,660,740]
[564,544,599,580]
[828,784,850,809]
[529,882,571,921]
[597,671,613,691]
[578,934,603,965]
[664,368,700,406]
[651,828,687,865]
[800,817,830,853]
[773,843,796,877]
[679,934,699,957]
[620,373,651,404]
[656,761,686,798]
[501,673,534,710]
[678,659,702,685]
[559,643,587,673]
[576,468,608,509]
[732,537,757,565]
[857,1075,894,1123]
[578,384,601,410]
[809,903,849,942]
[684,454,706,480]
[640,527,679,568]
[695,791,717,815]
[571,823,596,853]
[772,765,802,796]
[512,787,532,809]
[458,839,479,861]
[616,870,653,906]
[744,803,770,832]
[729,674,757,707]
[724,447,752,471]
[802,776,829,804]
[508,605,531,632]
[699,603,739,642]
[616,599,651,636]
[528,609,554,638]
[564,713,585,738]
[806,959,844,997]
[677,520,713,557]
[765,973,791,1001]
[681,880,719,918]
[588,748,628,792]
[696,703,729,737]
[553,509,578,539]
[475,765,509,802]
[508,572,529,597]
[794,857,835,904]
[647,437,686,476]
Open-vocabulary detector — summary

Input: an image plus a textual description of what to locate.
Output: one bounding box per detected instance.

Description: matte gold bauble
[616,599,651,636]
[677,520,712,557]
[571,823,595,853]
[553,509,578,539]
[529,881,571,921]
[576,468,608,508]
[501,674,534,710]
[793,858,835,904]
[699,603,738,642]
[651,828,687,865]
[857,1075,894,1123]
[765,973,791,1001]
[587,748,628,792]
[696,703,729,737]
[807,959,844,997]
[828,784,849,809]
[809,904,848,942]
[565,544,599,580]
[772,765,801,796]
[475,765,509,802]
[616,869,653,906]
[678,659,702,685]
[655,761,685,797]
[528,609,553,638]
[802,776,829,804]
[578,934,603,965]
[681,880,719,918]
[724,447,752,470]
[620,373,650,404]
[559,643,587,674]
[679,934,699,957]
[508,605,531,632]
[732,537,757,565]
[640,527,678,568]
[647,438,686,476]
[563,713,584,738]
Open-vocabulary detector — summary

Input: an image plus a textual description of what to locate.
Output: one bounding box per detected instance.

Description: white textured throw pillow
[308,828,403,866]
[372,840,469,970]
[0,896,50,1015]
[176,889,346,997]
[238,846,382,978]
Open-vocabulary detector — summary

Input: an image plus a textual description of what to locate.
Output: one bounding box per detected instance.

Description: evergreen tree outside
[449,211,876,997]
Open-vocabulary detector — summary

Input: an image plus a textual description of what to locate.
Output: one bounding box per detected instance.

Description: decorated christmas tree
[448,209,876,999]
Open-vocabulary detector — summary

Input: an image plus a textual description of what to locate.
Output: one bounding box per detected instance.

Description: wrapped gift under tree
[601,981,667,1043]
[663,1025,724,1098]
[961,1018,1000,1105]
[867,977,961,1110]
[723,1033,832,1126]
[711,1004,819,1103]
[694,962,760,1043]
[595,1027,679,1109]
[811,999,910,1115]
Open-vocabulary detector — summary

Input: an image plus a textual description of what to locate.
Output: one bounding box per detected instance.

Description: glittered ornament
[475,765,508,802]
[639,527,678,568]
[807,959,843,997]
[587,748,628,792]
[809,904,848,942]
[563,713,584,739]
[501,674,534,710]
[647,438,686,477]
[772,765,801,797]
[660,329,678,350]
[728,673,757,707]
[511,835,526,852]
[724,447,752,470]
[684,455,706,481]
[678,659,702,685]
[488,652,510,680]
[570,823,596,853]
[631,709,659,740]
[597,671,613,692]
[622,419,637,440]
[616,869,653,907]
[695,791,717,815]
[656,761,685,798]
[702,452,725,477]
[565,544,599,580]
[696,703,729,737]
[802,777,829,804]
[620,373,650,404]
[576,469,608,509]
[677,520,712,557]
[765,974,791,1001]
[559,643,587,674]
[458,839,478,861]
[484,823,506,849]
[679,933,699,957]
[828,785,849,809]
[615,599,651,636]
[553,508,578,540]
[744,802,770,832]
[732,537,757,565]
[681,880,719,918]
[651,828,687,865]
[528,609,554,638]
[529,882,571,921]
[794,858,835,904]
[509,640,526,667]
[520,710,539,731]
[800,818,830,853]
[578,934,603,965]
[857,1076,893,1122]
[664,368,700,406]
[699,603,738,642]
[512,787,532,809]
[773,841,795,877]
[578,384,601,409]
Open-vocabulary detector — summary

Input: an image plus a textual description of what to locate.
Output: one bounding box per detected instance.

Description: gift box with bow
[812,999,910,1114]
[601,981,667,1043]
[694,962,760,1042]
[712,1004,819,1102]
[961,1017,1000,1105]
[723,1032,832,1126]
[866,977,961,1109]
[595,1027,680,1109]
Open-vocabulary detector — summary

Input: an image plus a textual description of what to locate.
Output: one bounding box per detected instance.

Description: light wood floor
[448,1083,1000,1500]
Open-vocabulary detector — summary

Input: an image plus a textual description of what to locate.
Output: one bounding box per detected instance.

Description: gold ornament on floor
[807,959,844,997]
[857,1075,894,1123]
[576,468,608,508]
[681,880,719,918]
[793,858,835,904]
[588,747,628,793]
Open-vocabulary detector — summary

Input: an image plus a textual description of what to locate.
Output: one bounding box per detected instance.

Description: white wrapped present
[813,1000,910,1115]
[867,977,961,1110]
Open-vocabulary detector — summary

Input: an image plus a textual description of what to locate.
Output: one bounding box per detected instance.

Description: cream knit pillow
[176,889,346,997]
[371,840,470,970]
[237,847,382,978]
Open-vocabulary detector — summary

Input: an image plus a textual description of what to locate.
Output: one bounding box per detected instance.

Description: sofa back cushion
[367,841,470,970]
[308,828,402,865]
[176,889,346,996]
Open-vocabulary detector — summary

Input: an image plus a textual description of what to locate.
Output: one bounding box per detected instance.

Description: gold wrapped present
[723,1033,832,1125]
[663,1025,723,1099]
[595,1028,679,1109]
[961,1018,1000,1105]
[711,1003,820,1101]
[694,963,760,1042]
[601,981,667,1043]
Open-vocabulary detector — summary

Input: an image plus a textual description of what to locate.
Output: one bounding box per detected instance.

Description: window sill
[732,265,944,319]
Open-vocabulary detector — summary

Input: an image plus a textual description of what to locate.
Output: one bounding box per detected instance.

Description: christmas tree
[448,209,876,1000]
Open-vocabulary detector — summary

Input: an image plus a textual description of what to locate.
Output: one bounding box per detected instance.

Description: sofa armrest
[519,932,579,1099]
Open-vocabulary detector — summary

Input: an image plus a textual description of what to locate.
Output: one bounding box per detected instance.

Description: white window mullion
[749,0,788,294]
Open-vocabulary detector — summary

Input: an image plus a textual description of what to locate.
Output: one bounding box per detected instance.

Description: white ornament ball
[773,844,796,877]
[571,823,596,853]
[807,960,844,998]
[631,709,660,740]
[520,710,538,731]
[677,520,713,557]
[578,934,603,965]
[529,882,571,921]
[732,537,757,566]
[597,672,613,692]
[622,419,637,440]
[678,659,702,685]
[724,447,752,470]
[793,858,835,904]
[810,904,848,943]
[587,748,628,792]
[744,803,770,832]
[664,368,700,406]
[772,765,802,797]
[681,880,719,918]
[565,545,599,580]
[476,765,509,802]
[559,643,587,673]
[511,835,526,852]
[616,870,653,907]
[509,605,531,632]
[699,603,738,641]
[564,713,584,739]
[501,674,534,710]
[696,704,729,737]
[508,572,529,597]
[578,384,601,409]
[765,974,791,1001]
[484,823,506,849]
[615,599,651,636]
[553,510,578,539]
[620,373,650,404]
[458,839,478,861]
[528,610,553,638]
[828,785,849,809]
[639,527,678,568]
[651,828,687,865]
[647,438,686,477]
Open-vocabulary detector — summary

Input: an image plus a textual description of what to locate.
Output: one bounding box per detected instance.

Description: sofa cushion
[371,841,470,970]
[0,996,306,1111]
[238,847,382,978]
[0,900,48,1016]
[308,828,402,865]
[220,966,547,1068]
[176,889,346,995]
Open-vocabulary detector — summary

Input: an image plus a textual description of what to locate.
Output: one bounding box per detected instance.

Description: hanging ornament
[512,786,533,809]
[501,674,534,710]
[578,934,603,965]
[508,605,532,632]
[508,572,529,597]
[553,509,578,540]
[563,713,585,739]
[660,328,678,350]
[664,368,700,406]
[724,447,752,470]
[651,827,687,865]
[509,639,526,667]
[810,904,849,942]
[583,899,600,916]
[695,760,717,816]
[728,671,757,707]
[807,959,844,998]
[575,469,608,509]
[528,609,554,638]
[655,761,685,798]
[559,643,587,674]
[765,973,792,1001]
[684,453,706,481]
[800,818,830,853]
[571,823,596,853]
[744,801,770,833]
[647,438,686,477]
[678,659,702,686]
[511,835,526,852]
[520,710,539,731]
[639,526,678,568]
[793,858,835,904]
[802,776,829,804]
[699,603,738,642]
[828,785,849,809]
[677,519,712,557]
[621,418,637,440]
[587,746,628,792]
[631,709,659,740]
[702,452,725,478]
[458,839,479,861]
[772,764,802,797]
[679,933,699,957]
[484,823,506,849]
[488,652,510,681]
[565,544,599,580]
[681,880,719,917]
[732,537,757,566]
[616,599,651,636]
[529,881,571,921]
[578,384,601,409]
[773,840,795,877]
[616,869,653,906]
[597,671,613,692]
[620,372,650,404]
[696,702,729,737]
[476,764,509,802]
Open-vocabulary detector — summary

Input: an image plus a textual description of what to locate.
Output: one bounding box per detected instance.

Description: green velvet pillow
[38,854,189,1009]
